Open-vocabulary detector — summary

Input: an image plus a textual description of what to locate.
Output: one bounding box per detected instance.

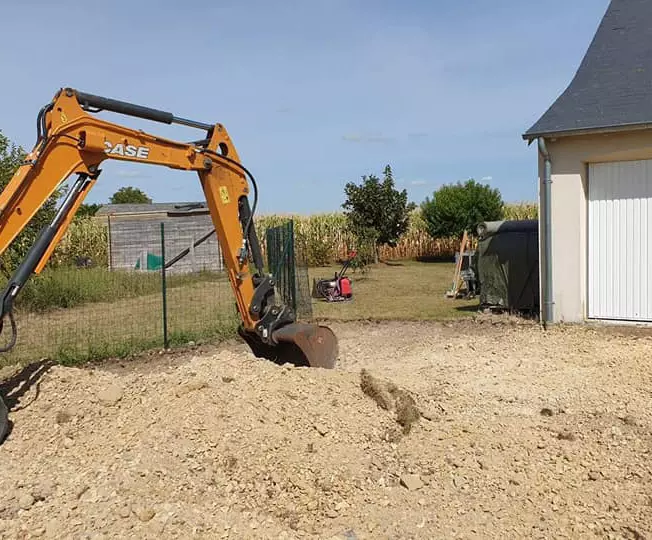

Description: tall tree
[420,178,504,239]
[342,165,415,263]
[0,131,63,275]
[109,186,152,204]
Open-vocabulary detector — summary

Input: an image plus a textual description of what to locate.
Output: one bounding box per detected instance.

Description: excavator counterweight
[0,88,339,441]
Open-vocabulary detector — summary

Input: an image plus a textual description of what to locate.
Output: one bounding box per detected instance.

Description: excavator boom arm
[0,88,338,370]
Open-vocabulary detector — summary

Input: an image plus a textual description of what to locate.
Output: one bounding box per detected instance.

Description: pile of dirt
[0,342,430,539]
[0,319,650,539]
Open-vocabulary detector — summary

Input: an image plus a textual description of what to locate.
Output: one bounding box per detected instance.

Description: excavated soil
[0,316,651,539]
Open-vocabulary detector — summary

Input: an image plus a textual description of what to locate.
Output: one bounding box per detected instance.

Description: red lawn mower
[311,251,356,302]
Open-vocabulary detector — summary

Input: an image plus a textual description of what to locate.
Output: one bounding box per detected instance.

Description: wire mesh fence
[265,219,313,321]
[13,266,168,365]
[0,213,311,367]
[159,220,237,347]
[0,213,238,366]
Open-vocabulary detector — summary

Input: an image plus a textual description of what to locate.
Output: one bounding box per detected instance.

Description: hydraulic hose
[206,150,263,275]
[0,310,17,353]
[210,152,259,244]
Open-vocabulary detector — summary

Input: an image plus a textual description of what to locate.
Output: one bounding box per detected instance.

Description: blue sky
[0,0,611,214]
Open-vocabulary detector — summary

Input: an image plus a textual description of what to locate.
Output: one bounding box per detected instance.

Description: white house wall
[539,129,652,323]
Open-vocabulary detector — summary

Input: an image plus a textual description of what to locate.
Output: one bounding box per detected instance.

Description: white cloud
[116,169,149,179]
[341,133,393,143]
[481,175,493,181]
[410,180,428,186]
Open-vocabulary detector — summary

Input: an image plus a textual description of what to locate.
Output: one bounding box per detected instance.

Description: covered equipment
[476,219,539,313]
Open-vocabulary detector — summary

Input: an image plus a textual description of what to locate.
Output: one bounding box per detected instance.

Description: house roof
[523,0,652,141]
[96,201,207,216]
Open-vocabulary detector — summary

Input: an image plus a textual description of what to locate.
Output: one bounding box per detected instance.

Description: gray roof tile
[523,0,652,140]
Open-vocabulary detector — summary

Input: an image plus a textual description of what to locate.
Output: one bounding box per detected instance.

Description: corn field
[502,202,539,220]
[46,202,538,269]
[254,202,538,265]
[50,216,109,268]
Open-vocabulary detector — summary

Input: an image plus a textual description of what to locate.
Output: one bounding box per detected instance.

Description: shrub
[421,179,504,239]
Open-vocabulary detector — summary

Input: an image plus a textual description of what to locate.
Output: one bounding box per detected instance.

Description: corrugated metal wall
[588,160,651,321]
[107,213,223,274]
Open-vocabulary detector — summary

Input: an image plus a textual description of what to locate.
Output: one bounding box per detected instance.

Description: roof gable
[524,0,652,141]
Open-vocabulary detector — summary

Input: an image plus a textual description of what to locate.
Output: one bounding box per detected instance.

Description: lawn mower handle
[337,250,357,278]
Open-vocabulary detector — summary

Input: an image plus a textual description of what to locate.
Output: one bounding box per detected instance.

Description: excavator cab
[0,88,339,440]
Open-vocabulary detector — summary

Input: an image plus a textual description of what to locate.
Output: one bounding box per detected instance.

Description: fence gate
[265,220,313,320]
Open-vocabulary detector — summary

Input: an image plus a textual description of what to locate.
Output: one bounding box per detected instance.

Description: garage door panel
[588,160,652,321]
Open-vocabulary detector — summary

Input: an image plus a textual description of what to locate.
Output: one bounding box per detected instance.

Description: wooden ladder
[446,230,469,298]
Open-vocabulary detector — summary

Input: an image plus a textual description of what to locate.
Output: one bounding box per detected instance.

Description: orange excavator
[0,88,339,439]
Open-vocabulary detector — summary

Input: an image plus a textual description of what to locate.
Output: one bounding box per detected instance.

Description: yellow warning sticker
[219,186,230,204]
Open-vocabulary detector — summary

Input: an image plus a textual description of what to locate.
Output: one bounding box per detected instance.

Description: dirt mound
[0,319,650,539]
[0,344,428,539]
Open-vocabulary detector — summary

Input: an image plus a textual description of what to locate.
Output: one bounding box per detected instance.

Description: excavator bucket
[272,323,338,369]
[238,323,338,369]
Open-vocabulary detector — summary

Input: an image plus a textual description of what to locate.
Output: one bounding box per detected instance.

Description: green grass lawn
[308,260,479,321]
[0,260,478,367]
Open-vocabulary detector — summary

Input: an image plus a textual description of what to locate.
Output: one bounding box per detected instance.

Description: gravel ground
[0,316,651,539]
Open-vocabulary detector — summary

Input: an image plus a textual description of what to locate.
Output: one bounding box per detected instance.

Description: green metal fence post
[160,222,169,349]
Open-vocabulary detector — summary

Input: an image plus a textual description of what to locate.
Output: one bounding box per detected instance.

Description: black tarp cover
[476,220,539,312]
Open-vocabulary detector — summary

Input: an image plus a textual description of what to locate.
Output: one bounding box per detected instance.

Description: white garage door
[588,160,652,321]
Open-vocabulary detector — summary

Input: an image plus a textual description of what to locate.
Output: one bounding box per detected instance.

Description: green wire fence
[0,216,311,367]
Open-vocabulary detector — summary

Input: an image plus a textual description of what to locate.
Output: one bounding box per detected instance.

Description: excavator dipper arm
[0,88,338,371]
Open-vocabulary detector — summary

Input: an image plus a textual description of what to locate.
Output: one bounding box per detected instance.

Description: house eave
[523,122,652,143]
